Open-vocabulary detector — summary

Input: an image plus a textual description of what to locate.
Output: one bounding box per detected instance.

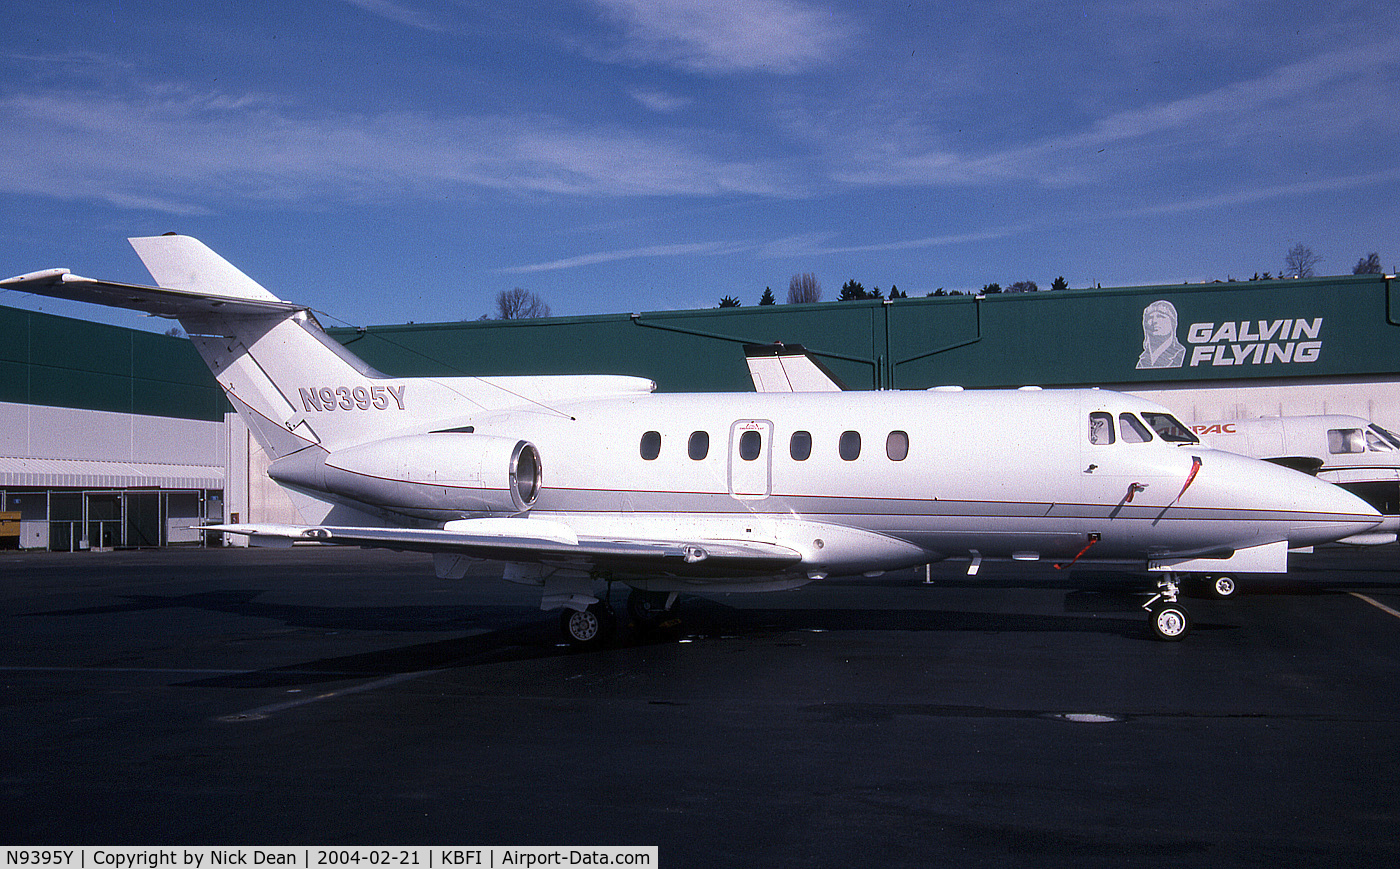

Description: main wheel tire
[1150,603,1192,641]
[561,603,615,648]
[1208,575,1238,599]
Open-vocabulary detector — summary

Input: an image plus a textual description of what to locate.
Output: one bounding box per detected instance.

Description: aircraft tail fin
[2,236,488,460]
[129,234,282,303]
[744,343,846,392]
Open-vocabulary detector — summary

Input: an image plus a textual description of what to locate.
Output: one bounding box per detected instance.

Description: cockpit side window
[1328,428,1366,454]
[1088,412,1115,445]
[1118,413,1153,444]
[1142,412,1200,444]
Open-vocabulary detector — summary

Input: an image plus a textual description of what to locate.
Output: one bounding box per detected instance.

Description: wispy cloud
[629,88,691,113]
[1106,168,1400,221]
[832,36,1400,188]
[587,0,853,74]
[0,83,785,212]
[499,240,748,273]
[501,161,1400,276]
[338,0,445,32]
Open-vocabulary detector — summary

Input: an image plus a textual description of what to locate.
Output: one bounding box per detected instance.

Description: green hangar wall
[7,272,1397,415]
[1,305,228,421]
[328,273,1400,397]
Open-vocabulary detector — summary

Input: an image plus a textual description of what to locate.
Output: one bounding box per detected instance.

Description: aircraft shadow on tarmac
[26,582,1245,691]
[173,604,1194,691]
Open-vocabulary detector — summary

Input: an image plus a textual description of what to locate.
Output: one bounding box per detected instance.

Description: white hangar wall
[0,399,228,550]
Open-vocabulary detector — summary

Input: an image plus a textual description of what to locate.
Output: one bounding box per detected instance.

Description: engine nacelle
[269,433,542,519]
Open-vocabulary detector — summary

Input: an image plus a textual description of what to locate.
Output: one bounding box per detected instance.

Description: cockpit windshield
[1367,424,1400,451]
[1142,412,1200,444]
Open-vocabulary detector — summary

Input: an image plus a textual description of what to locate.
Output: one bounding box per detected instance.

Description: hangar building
[1,307,229,549]
[3,271,1396,549]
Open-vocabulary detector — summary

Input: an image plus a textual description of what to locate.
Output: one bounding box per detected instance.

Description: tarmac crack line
[216,668,445,722]
[1350,591,1400,621]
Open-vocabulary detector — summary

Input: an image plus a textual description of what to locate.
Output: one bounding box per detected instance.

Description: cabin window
[688,431,710,460]
[839,430,862,461]
[739,429,762,461]
[1142,412,1199,444]
[1089,413,1115,445]
[1328,428,1366,454]
[790,431,812,461]
[640,430,661,460]
[1118,413,1153,444]
[886,431,909,461]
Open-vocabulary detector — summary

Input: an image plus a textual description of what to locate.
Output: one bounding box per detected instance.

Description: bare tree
[1006,280,1039,293]
[1354,252,1383,275]
[787,272,822,304]
[494,287,551,319]
[1284,243,1321,279]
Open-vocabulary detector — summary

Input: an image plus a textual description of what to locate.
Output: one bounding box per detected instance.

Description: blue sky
[2,0,1398,332]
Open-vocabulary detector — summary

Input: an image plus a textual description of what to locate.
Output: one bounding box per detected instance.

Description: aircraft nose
[1218,450,1381,547]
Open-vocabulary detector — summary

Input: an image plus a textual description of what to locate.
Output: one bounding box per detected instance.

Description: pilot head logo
[1137,300,1186,369]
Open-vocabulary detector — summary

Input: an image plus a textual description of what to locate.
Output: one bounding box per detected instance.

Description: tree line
[718,272,1070,307]
[461,244,1392,319]
[717,245,1391,307]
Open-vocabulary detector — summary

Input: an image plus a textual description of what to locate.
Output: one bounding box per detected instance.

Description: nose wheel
[1144,574,1192,641]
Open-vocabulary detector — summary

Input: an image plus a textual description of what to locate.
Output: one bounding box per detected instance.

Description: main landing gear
[1144,574,1191,641]
[558,589,681,649]
[560,601,616,649]
[1202,574,1238,599]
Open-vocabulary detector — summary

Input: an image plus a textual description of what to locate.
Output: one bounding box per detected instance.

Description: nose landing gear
[1144,574,1191,641]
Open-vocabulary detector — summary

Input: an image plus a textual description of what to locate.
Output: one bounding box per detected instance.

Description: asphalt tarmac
[3,545,1399,867]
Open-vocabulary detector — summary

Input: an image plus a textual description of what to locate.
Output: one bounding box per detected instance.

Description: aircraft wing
[205,518,804,577]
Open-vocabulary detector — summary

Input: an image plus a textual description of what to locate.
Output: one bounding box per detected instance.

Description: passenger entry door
[728,419,773,500]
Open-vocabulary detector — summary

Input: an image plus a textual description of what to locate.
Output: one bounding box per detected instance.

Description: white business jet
[2,237,1380,642]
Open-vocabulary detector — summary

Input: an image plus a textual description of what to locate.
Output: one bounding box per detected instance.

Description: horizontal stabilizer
[0,269,300,319]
